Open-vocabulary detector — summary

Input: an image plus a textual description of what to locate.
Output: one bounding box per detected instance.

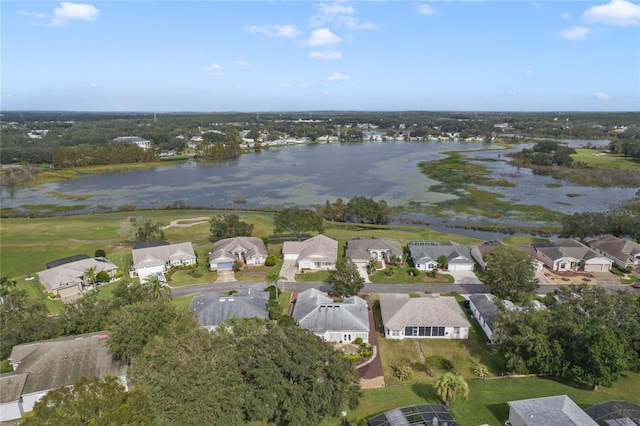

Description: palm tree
[143,274,172,300]
[434,373,469,408]
[83,266,97,289]
[266,270,286,300]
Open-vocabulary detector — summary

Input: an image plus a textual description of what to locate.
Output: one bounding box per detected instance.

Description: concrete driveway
[280,259,298,282]
[591,272,621,286]
[448,270,483,284]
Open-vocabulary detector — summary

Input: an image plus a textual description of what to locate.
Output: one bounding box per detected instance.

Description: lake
[1,140,637,227]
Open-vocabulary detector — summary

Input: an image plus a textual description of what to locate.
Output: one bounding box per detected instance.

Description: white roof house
[283,235,338,271]
[37,257,118,298]
[209,237,268,271]
[532,239,612,272]
[508,395,598,426]
[0,332,127,422]
[379,294,470,340]
[132,241,196,282]
[292,288,369,343]
[586,234,640,269]
[189,289,270,330]
[112,136,152,150]
[408,241,474,271]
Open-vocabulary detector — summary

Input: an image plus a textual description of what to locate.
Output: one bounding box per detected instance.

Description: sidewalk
[357,309,385,389]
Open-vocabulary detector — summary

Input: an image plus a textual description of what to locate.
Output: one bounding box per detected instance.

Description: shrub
[96,271,110,283]
[392,365,413,381]
[47,292,56,299]
[117,204,136,211]
[113,270,123,278]
[472,360,489,379]
[232,261,242,272]
[407,267,420,277]
[186,270,203,278]
[353,337,363,345]
[94,249,106,257]
[265,254,278,267]
[384,268,394,277]
[262,237,269,246]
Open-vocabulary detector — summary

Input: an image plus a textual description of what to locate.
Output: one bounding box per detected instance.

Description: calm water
[2,141,637,225]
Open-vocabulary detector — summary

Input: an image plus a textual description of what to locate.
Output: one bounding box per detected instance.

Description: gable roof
[8,332,127,395]
[189,289,269,328]
[37,257,118,292]
[133,242,196,268]
[407,241,473,265]
[586,235,640,264]
[533,239,610,264]
[0,373,28,404]
[346,239,403,262]
[283,235,338,263]
[209,237,267,263]
[469,293,499,329]
[508,395,599,426]
[292,288,369,334]
[379,293,470,329]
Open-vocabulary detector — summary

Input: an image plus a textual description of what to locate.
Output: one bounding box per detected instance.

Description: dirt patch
[542,269,595,285]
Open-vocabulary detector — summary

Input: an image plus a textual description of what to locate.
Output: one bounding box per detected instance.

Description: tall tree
[119,217,165,243]
[83,266,97,289]
[345,196,381,224]
[131,317,247,425]
[327,258,365,297]
[107,300,181,363]
[208,214,253,243]
[321,200,334,221]
[23,376,154,426]
[266,270,287,301]
[0,290,60,359]
[333,197,346,222]
[142,274,172,300]
[484,245,538,300]
[274,208,324,240]
[434,373,469,408]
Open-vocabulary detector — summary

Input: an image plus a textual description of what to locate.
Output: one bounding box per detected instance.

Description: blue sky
[2,1,639,112]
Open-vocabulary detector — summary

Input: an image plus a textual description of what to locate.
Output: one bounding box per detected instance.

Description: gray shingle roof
[189,289,269,328]
[533,239,603,262]
[209,237,267,264]
[0,373,28,403]
[587,234,640,265]
[292,289,369,335]
[283,235,338,264]
[8,332,127,395]
[132,242,196,269]
[469,293,499,330]
[508,395,599,426]
[407,241,473,266]
[346,238,402,262]
[37,258,118,292]
[379,294,470,329]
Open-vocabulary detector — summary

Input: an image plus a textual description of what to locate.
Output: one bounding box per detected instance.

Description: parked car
[632,282,640,289]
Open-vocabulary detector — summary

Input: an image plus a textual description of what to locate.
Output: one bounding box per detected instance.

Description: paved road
[171,281,635,298]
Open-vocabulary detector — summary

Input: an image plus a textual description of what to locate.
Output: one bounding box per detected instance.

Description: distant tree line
[511,140,576,167]
[52,144,157,168]
[561,208,640,242]
[319,196,389,224]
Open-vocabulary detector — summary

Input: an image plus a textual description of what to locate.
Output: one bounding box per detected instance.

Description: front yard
[368,265,454,284]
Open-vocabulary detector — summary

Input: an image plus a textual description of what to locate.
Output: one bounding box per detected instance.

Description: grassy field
[572,149,640,170]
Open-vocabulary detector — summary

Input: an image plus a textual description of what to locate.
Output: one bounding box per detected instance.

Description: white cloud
[337,16,378,30]
[327,72,350,81]
[202,64,223,75]
[244,24,300,37]
[508,90,518,97]
[89,83,97,89]
[595,92,612,99]
[298,82,314,88]
[309,50,342,60]
[418,4,438,16]
[280,83,292,88]
[524,70,535,77]
[560,26,591,40]
[323,91,332,96]
[561,12,571,19]
[583,0,640,26]
[305,28,342,46]
[310,2,354,27]
[49,2,99,27]
[20,10,48,19]
[236,61,249,67]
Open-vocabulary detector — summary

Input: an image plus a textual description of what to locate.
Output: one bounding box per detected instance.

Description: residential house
[586,234,640,270]
[208,237,268,271]
[132,241,197,282]
[283,235,338,271]
[471,240,509,271]
[346,238,403,266]
[469,294,546,342]
[532,239,612,272]
[379,293,470,340]
[0,332,128,422]
[189,289,270,330]
[292,288,369,343]
[407,241,474,271]
[507,395,598,426]
[112,136,152,150]
[37,257,118,299]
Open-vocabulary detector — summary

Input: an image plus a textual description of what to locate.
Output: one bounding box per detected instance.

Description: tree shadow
[410,382,439,402]
[486,403,509,424]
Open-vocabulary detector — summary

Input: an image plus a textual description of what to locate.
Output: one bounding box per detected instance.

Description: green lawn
[171,294,195,311]
[369,266,454,284]
[572,149,640,170]
[295,270,331,282]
